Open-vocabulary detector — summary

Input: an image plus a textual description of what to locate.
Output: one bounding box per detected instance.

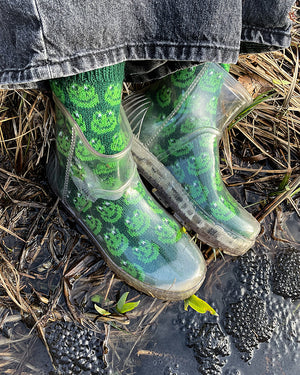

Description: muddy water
[104,210,300,375]
[128,248,299,375]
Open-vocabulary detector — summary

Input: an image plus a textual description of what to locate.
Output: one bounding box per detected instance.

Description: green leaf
[118,301,140,314]
[91,294,101,303]
[184,295,218,316]
[291,187,300,198]
[184,298,190,311]
[116,292,140,314]
[94,304,111,316]
[277,173,291,192]
[116,292,128,312]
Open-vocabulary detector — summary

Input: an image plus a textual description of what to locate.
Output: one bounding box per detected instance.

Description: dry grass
[0,11,299,372]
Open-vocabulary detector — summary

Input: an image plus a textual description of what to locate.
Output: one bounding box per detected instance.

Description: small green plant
[92,293,216,318]
[184,294,218,316]
[92,292,140,316]
[91,294,102,304]
[116,292,140,314]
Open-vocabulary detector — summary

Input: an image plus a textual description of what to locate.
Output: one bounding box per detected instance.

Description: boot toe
[142,235,207,299]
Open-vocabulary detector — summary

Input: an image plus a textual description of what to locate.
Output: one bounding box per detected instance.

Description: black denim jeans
[0,0,295,88]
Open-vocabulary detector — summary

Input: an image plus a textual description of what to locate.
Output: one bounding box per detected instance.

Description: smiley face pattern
[55,117,185,284]
[145,64,243,229]
[50,63,125,155]
[68,170,184,283]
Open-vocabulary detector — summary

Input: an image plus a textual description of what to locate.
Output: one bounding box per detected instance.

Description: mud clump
[272,248,300,299]
[187,322,230,375]
[224,294,277,361]
[179,246,299,372]
[46,321,106,375]
[225,248,277,361]
[236,249,271,297]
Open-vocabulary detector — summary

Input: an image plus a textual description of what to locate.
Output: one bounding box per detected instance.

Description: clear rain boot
[47,95,206,300]
[123,63,261,256]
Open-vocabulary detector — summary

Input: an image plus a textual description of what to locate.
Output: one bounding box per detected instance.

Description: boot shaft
[52,95,136,202]
[125,63,252,159]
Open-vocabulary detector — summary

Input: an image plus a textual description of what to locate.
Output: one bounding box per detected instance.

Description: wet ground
[0,172,299,375]
[0,104,299,374]
[1,50,300,374]
[129,245,300,375]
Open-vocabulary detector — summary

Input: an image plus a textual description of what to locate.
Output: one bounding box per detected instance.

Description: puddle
[0,316,54,375]
[110,243,299,375]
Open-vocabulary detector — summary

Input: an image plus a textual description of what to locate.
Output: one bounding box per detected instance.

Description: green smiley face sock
[50,63,125,155]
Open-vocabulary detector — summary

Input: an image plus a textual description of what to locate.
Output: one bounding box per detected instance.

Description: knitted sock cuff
[77,62,125,84]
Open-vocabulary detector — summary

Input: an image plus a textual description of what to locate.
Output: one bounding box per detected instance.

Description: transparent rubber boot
[123,62,261,256]
[47,95,206,300]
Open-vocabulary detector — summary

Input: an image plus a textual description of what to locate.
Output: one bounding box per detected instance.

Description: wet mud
[45,218,299,375]
[0,169,299,375]
[129,242,299,375]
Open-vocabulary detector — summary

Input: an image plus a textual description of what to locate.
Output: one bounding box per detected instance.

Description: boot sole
[131,136,260,256]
